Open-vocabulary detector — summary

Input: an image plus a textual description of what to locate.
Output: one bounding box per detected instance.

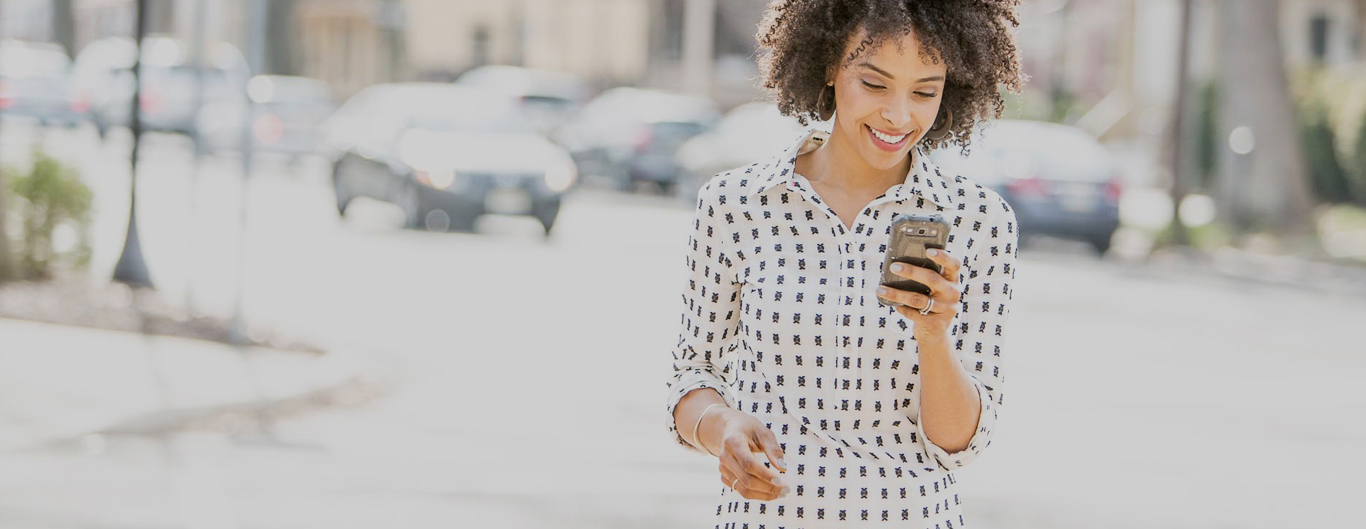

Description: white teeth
[868,125,907,144]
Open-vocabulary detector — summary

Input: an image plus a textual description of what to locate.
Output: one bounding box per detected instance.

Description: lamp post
[112,0,154,289]
[1165,0,1194,246]
[228,0,268,345]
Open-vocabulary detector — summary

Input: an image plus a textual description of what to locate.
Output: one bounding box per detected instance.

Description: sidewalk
[1136,245,1366,297]
[0,317,369,452]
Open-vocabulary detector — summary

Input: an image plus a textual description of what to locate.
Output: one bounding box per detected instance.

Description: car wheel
[400,181,424,229]
[332,165,352,216]
[659,181,678,196]
[1090,234,1113,256]
[333,180,351,216]
[448,211,478,233]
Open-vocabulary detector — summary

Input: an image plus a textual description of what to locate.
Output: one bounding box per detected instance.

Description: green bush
[1290,68,1362,205]
[1193,81,1219,192]
[1300,100,1353,203]
[1355,112,1366,204]
[4,148,92,279]
[0,169,11,282]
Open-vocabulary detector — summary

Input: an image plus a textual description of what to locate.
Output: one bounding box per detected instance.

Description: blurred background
[0,0,1363,527]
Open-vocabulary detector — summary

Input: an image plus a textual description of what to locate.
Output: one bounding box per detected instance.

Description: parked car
[551,86,719,194]
[674,102,811,203]
[70,35,249,139]
[0,39,82,127]
[928,119,1123,254]
[454,64,589,137]
[196,75,335,161]
[324,83,576,235]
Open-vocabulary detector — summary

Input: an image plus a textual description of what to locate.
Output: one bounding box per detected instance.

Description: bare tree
[1215,0,1316,237]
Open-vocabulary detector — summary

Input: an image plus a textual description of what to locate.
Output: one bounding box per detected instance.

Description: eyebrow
[858,62,943,83]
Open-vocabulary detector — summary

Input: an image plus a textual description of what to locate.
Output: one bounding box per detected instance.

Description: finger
[925,248,961,279]
[894,298,957,319]
[722,442,785,495]
[755,428,788,474]
[876,282,956,313]
[724,465,782,501]
[894,305,921,320]
[888,263,960,303]
[884,290,937,313]
[720,467,740,490]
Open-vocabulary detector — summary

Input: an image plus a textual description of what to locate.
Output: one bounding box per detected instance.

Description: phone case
[878,214,950,308]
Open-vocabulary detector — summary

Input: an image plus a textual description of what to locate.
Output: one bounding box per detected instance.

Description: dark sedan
[550,87,718,194]
[929,120,1123,254]
[323,83,577,235]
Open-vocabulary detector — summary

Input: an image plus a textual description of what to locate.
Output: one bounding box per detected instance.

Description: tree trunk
[265,0,297,75]
[1215,0,1316,237]
[51,0,76,57]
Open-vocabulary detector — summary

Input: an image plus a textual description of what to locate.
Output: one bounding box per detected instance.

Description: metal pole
[1165,0,1195,246]
[112,0,155,288]
[229,0,267,344]
[185,0,208,313]
[681,0,715,97]
[0,0,11,282]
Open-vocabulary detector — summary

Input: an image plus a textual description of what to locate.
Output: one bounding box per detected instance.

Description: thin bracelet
[692,403,726,456]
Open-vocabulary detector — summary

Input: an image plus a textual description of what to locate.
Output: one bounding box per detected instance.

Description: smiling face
[828,26,948,171]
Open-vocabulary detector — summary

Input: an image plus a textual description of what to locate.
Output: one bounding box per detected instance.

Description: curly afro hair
[755,0,1026,153]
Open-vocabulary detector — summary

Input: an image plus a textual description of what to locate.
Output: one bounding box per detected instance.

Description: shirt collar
[746,128,957,209]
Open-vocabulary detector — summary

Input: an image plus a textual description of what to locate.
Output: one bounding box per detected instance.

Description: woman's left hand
[875,248,962,342]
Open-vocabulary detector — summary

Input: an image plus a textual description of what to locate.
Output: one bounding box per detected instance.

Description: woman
[665,1,1025,527]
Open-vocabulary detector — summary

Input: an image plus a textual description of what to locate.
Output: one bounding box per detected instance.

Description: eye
[861,81,885,90]
[915,91,938,98]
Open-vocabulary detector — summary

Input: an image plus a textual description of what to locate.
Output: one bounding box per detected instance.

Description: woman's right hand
[705,409,791,500]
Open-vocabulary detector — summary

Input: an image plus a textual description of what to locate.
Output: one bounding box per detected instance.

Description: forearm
[916,334,981,454]
[673,387,736,456]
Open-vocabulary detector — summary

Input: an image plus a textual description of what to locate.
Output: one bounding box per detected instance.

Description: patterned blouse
[665,128,1020,529]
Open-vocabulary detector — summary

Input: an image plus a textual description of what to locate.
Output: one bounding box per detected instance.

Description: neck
[804,126,915,195]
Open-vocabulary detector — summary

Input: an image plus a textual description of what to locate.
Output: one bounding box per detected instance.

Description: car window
[400,89,527,134]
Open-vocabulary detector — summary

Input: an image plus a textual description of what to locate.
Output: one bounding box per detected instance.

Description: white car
[674,102,813,203]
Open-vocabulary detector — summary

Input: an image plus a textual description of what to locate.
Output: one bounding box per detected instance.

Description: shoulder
[925,157,1020,261]
[692,158,775,211]
[924,154,1016,227]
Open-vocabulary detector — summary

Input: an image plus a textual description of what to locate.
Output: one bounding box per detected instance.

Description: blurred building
[1282,0,1365,67]
[1,0,773,105]
[294,0,653,101]
[1020,0,1364,138]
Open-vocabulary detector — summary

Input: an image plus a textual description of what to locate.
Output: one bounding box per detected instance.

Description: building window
[1309,13,1329,63]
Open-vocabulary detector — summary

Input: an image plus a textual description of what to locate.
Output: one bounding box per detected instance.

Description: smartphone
[877,213,950,308]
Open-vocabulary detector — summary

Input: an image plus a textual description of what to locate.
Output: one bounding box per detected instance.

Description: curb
[1118,246,1366,298]
[0,329,379,453]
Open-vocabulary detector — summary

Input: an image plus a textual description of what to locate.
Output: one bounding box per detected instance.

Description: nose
[880,97,913,131]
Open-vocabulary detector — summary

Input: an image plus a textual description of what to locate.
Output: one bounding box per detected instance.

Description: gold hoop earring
[925,108,953,141]
[817,83,835,121]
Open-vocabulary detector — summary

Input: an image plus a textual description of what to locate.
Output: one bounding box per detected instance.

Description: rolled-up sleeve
[664,179,742,453]
[919,193,1020,470]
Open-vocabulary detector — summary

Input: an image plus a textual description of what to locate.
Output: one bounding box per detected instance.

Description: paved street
[1,119,1363,528]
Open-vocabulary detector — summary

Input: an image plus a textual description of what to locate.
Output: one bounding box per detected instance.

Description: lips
[866,124,910,151]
